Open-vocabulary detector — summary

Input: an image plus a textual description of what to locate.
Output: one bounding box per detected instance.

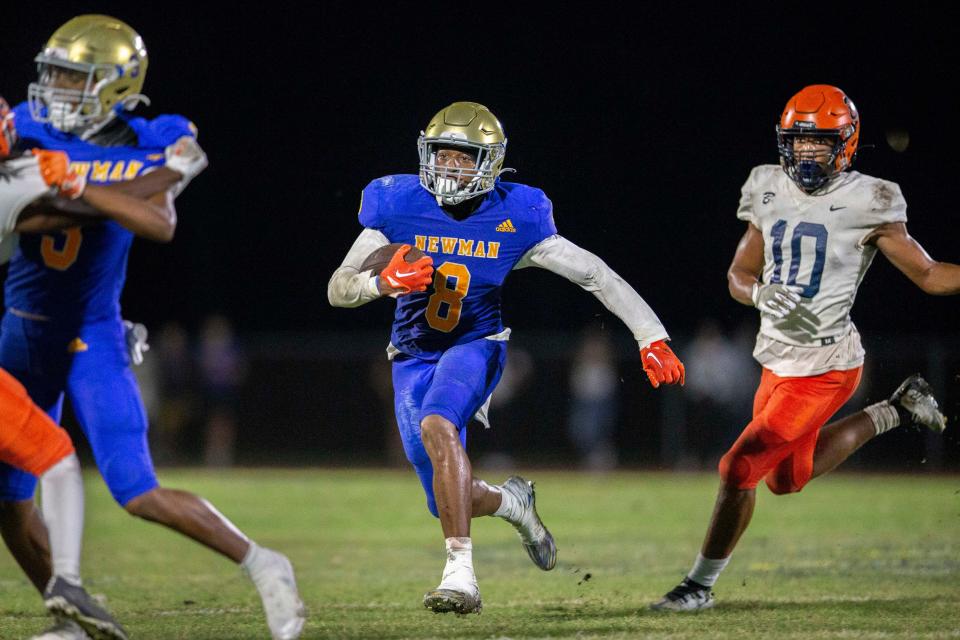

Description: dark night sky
[2,4,958,339]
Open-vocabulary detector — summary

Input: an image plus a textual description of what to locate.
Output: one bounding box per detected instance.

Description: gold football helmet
[28,15,148,136]
[418,102,507,205]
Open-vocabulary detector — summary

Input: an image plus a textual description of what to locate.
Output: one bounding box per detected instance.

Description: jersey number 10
[769,220,828,298]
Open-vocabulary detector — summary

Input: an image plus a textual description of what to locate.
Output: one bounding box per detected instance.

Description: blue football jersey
[5,102,195,322]
[359,174,557,360]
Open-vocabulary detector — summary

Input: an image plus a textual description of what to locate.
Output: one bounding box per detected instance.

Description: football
[360,243,427,274]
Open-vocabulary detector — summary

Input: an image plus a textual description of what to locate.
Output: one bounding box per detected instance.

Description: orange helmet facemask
[776,85,859,193]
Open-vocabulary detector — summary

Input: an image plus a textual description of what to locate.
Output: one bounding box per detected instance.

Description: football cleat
[890,374,947,433]
[245,548,306,640]
[500,476,557,571]
[423,587,482,615]
[650,578,715,612]
[43,576,126,640]
[30,616,92,640]
[423,552,482,615]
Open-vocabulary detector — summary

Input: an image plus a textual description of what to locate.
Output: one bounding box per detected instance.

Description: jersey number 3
[769,220,827,298]
[41,228,83,271]
[425,262,471,332]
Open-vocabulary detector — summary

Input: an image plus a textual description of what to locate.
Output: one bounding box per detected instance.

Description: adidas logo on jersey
[496,219,517,232]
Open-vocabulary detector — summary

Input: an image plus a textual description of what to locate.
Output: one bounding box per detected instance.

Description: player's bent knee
[718,451,759,490]
[765,476,803,495]
[122,486,161,516]
[420,415,459,450]
[765,469,809,495]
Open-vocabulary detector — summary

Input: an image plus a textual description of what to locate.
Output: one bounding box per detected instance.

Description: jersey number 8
[425,262,471,332]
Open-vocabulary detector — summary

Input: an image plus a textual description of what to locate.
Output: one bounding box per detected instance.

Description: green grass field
[1,469,958,639]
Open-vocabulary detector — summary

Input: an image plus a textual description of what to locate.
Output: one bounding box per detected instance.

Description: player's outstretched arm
[868,222,960,295]
[328,228,391,307]
[516,234,683,387]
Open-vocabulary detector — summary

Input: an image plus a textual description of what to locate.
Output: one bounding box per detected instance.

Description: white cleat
[650,578,715,612]
[246,548,306,640]
[30,616,92,640]
[890,374,947,433]
[500,476,557,570]
[423,551,482,615]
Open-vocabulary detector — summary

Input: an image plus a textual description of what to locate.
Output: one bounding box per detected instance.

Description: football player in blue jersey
[0,17,304,640]
[329,101,685,614]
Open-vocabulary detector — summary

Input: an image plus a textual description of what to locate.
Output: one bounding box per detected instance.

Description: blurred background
[1,4,957,472]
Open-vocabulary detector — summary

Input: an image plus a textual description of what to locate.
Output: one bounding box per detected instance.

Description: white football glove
[123,320,150,365]
[164,135,208,195]
[751,282,803,319]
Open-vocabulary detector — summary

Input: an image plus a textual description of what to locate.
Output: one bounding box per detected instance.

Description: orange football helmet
[776,85,859,192]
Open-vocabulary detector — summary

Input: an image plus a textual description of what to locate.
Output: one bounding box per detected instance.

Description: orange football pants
[719,366,862,494]
[0,367,74,477]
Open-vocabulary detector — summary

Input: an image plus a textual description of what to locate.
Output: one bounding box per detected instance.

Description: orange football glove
[640,340,685,388]
[1,97,16,159]
[379,244,434,295]
[33,149,86,199]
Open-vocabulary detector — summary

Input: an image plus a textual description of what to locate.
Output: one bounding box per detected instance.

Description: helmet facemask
[418,136,506,206]
[28,50,146,138]
[777,128,849,193]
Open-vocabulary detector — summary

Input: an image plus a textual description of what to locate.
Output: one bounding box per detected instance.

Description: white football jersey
[737,164,907,375]
[0,156,50,262]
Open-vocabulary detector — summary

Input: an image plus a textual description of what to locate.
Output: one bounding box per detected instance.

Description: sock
[40,453,84,584]
[242,541,269,578]
[864,400,901,435]
[686,552,730,588]
[493,485,520,522]
[445,536,472,554]
[439,537,474,588]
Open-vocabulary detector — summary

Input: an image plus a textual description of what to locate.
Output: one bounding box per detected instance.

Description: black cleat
[43,576,128,640]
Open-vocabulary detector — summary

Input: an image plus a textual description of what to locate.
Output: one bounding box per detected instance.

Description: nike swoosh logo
[395,270,417,278]
[829,205,846,211]
[646,353,662,367]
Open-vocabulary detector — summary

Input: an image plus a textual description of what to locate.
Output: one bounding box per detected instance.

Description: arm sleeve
[515,234,669,348]
[327,227,390,307]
